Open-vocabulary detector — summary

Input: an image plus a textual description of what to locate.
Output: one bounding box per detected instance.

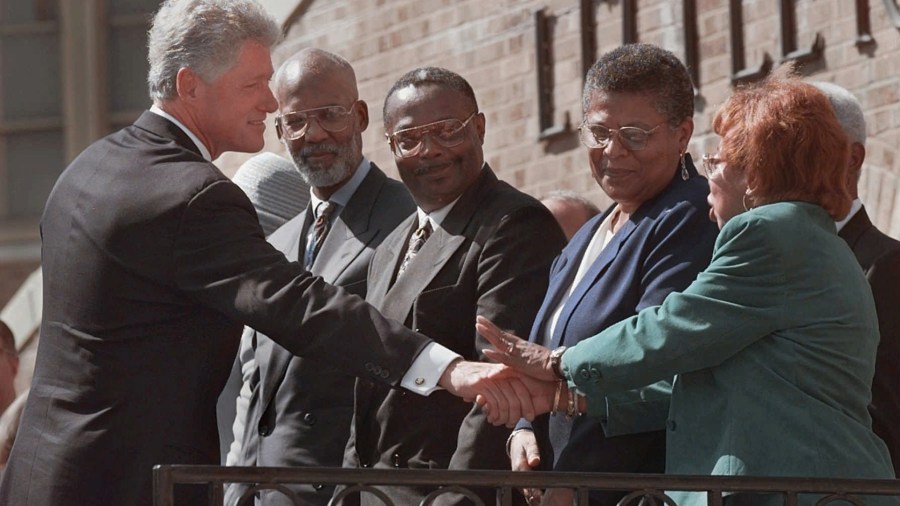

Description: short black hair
[582,43,694,126]
[383,66,479,126]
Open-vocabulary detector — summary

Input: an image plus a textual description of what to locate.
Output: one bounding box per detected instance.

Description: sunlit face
[583,90,692,213]
[193,40,277,159]
[276,69,367,190]
[385,84,485,212]
[705,149,748,229]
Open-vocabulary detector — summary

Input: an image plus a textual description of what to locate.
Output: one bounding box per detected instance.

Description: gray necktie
[397,220,432,277]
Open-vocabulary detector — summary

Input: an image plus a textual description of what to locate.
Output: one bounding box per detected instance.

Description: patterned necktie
[397,220,433,277]
[305,201,334,269]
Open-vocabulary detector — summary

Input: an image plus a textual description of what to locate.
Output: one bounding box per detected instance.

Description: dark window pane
[108,0,161,18]
[1,0,58,24]
[1,33,61,120]
[108,25,151,113]
[5,130,65,218]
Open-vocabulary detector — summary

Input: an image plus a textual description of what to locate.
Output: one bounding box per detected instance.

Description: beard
[288,134,361,188]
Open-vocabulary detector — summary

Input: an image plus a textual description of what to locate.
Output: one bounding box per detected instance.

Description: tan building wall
[226,0,900,239]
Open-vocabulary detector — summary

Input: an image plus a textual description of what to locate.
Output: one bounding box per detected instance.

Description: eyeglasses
[578,122,665,151]
[275,102,358,140]
[701,153,726,177]
[386,112,478,158]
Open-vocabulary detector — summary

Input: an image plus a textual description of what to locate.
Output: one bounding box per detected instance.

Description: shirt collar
[307,157,372,218]
[416,196,460,231]
[149,105,213,161]
[835,198,863,232]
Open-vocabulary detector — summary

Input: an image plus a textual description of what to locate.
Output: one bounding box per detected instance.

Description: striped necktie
[305,201,334,269]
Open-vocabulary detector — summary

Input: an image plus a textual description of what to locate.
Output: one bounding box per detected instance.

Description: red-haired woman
[480,68,897,506]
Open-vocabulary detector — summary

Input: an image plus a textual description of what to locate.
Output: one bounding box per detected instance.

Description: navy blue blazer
[523,158,718,476]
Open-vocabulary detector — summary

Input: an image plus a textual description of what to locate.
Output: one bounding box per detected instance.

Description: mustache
[299,143,340,157]
[413,162,452,176]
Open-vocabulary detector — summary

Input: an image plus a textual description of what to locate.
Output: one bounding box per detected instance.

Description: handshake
[436,316,583,427]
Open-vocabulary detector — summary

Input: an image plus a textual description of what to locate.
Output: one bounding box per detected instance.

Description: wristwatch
[549,346,567,380]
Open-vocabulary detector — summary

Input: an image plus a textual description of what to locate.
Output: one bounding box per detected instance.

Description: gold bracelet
[552,380,564,415]
[566,385,577,419]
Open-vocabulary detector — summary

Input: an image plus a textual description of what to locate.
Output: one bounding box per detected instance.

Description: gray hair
[810,81,867,145]
[147,0,280,102]
[583,43,694,126]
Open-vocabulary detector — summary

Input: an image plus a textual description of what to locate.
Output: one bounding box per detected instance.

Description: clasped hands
[437,316,561,427]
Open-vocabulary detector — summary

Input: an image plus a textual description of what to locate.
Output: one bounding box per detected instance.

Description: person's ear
[355,100,370,132]
[175,68,201,100]
[475,112,486,145]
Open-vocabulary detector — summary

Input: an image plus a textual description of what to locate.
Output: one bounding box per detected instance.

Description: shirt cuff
[400,342,462,396]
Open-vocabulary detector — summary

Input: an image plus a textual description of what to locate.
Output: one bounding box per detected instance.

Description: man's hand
[509,430,543,506]
[438,359,537,426]
[477,316,557,382]
[477,372,557,422]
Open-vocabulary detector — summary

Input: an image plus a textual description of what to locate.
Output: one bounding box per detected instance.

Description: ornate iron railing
[153,466,900,506]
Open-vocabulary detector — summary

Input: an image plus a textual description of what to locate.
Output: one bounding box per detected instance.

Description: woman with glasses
[481,67,897,505]
[504,43,718,506]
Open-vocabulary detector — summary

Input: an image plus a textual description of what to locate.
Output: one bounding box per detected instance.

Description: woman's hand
[477,316,558,382]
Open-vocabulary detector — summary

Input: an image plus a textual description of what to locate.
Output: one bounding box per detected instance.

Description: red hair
[712,66,851,219]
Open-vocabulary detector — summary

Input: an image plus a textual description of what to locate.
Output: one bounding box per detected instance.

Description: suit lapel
[380,225,465,320]
[314,166,387,281]
[366,213,415,312]
[377,166,497,322]
[551,216,637,348]
[529,217,599,346]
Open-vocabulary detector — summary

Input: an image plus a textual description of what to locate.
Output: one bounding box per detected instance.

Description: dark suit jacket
[239,164,414,506]
[0,112,431,506]
[344,166,566,506]
[522,160,718,502]
[839,206,900,475]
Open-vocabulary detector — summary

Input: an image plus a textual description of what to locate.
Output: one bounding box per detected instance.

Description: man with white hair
[0,2,543,505]
[814,80,900,475]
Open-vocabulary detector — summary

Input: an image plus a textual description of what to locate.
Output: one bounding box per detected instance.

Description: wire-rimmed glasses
[578,122,665,151]
[275,102,359,140]
[386,112,478,158]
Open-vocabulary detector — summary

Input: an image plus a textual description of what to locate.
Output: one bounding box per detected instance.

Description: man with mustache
[338,67,566,506]
[226,48,415,506]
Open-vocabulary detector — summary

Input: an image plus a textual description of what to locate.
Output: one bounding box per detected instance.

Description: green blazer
[563,202,896,505]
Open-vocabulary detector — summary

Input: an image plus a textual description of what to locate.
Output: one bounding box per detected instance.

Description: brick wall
[216,0,900,238]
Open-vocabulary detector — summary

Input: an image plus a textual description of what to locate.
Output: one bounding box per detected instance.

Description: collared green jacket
[563,201,897,505]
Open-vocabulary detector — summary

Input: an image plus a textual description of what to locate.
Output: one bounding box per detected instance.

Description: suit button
[380,370,390,379]
[667,420,677,431]
[303,412,317,425]
[258,424,271,436]
[580,370,590,379]
[313,484,324,491]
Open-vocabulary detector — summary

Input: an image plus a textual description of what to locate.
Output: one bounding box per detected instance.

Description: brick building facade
[217,0,900,238]
[2,0,900,310]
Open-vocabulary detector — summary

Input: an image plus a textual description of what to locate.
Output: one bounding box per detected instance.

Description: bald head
[810,81,866,199]
[274,48,358,103]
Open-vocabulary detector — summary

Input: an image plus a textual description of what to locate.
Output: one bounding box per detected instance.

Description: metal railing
[153,465,900,506]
